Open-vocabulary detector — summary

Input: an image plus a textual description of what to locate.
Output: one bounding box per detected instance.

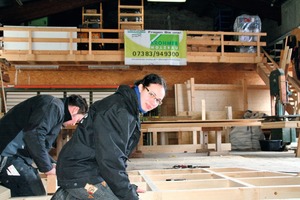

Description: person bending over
[0,94,88,197]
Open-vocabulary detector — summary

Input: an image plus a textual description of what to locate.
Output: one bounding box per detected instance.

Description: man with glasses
[52,74,167,200]
[0,94,88,197]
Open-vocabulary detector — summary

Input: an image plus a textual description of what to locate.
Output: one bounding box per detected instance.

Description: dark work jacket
[56,85,141,200]
[0,95,70,173]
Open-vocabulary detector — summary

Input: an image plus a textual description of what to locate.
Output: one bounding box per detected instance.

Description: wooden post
[69,31,73,55]
[174,84,179,116]
[202,131,208,149]
[201,99,206,120]
[215,131,222,152]
[192,130,197,145]
[225,106,232,120]
[297,133,300,157]
[190,78,195,113]
[243,79,248,111]
[28,30,33,55]
[0,67,7,113]
[88,30,92,55]
[152,131,157,146]
[225,106,232,143]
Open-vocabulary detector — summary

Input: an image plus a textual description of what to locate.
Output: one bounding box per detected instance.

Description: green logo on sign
[150,34,179,50]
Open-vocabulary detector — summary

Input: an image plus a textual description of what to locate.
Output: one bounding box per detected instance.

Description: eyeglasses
[145,87,163,105]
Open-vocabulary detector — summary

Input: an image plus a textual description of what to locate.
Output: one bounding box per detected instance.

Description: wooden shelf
[82,3,103,28]
[80,3,103,50]
[118,0,144,30]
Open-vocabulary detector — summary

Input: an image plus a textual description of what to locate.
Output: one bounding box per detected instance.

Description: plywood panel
[175,81,271,118]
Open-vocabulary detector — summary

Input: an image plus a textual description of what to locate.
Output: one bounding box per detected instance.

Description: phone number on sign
[132,51,180,57]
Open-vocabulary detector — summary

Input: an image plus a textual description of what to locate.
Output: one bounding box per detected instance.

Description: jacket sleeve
[93,106,139,200]
[23,103,64,172]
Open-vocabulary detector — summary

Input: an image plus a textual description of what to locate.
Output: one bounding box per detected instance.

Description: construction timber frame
[1,167,300,200]
[134,167,300,200]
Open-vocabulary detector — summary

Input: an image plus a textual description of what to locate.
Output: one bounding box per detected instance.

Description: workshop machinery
[266,68,297,146]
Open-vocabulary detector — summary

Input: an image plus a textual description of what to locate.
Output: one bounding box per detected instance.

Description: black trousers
[0,156,46,197]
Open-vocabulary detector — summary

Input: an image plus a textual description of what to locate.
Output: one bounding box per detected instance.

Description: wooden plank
[39,174,57,194]
[139,171,159,192]
[261,121,300,129]
[142,119,262,127]
[138,143,231,153]
[284,48,293,79]
[279,46,289,69]
[256,63,270,86]
[240,177,300,186]
[46,175,57,194]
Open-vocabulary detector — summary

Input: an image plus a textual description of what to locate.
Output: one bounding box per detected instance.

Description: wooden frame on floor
[1,167,300,199]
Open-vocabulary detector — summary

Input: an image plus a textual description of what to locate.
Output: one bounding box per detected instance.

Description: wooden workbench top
[63,119,300,130]
[141,119,262,128]
[261,121,300,129]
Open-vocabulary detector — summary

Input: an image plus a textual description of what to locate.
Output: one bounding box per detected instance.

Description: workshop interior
[1,0,300,199]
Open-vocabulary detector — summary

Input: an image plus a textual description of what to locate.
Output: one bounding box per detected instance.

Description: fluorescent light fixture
[88,65,129,69]
[147,0,186,2]
[15,65,59,69]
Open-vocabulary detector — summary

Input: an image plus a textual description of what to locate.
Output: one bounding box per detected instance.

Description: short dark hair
[67,94,88,114]
[135,73,167,91]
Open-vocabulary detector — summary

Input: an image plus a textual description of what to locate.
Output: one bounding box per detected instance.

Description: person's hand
[137,187,146,193]
[45,165,56,175]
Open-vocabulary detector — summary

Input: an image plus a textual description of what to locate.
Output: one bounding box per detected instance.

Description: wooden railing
[0,26,267,66]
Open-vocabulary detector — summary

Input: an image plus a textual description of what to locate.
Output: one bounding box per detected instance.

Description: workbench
[138,119,262,155]
[55,119,262,157]
[56,119,300,158]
